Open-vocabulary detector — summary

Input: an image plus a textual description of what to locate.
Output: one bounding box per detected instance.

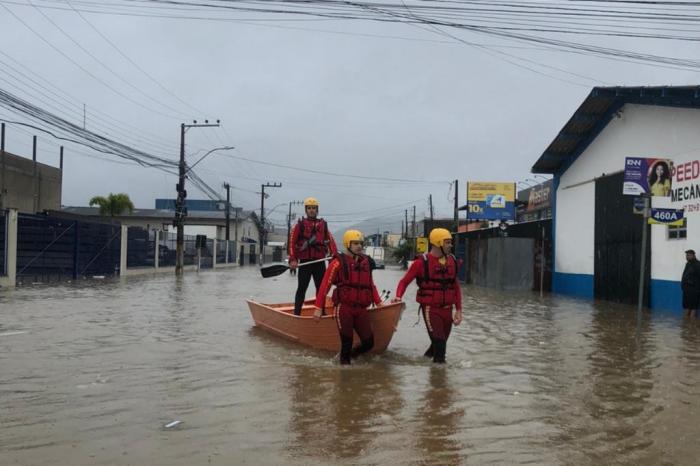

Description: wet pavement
[2,266,700,465]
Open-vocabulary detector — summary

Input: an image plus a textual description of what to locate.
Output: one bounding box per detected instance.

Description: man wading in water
[288,197,337,316]
[393,228,462,364]
[314,230,382,365]
[682,249,700,319]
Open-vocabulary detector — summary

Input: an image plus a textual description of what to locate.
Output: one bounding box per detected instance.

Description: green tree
[89,193,135,217]
[392,241,413,269]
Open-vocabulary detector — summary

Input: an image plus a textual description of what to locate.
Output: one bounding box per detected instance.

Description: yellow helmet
[429,228,452,248]
[304,197,319,207]
[343,230,364,250]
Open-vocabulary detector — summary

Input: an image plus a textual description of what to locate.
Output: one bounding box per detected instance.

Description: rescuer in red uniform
[288,197,338,316]
[393,228,462,363]
[315,230,382,365]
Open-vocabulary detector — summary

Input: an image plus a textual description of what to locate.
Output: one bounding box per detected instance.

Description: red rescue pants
[422,305,453,341]
[336,304,374,364]
[421,305,453,363]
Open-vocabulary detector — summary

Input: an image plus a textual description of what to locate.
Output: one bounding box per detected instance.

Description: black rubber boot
[424,338,435,358]
[432,339,447,364]
[351,336,374,359]
[340,336,353,365]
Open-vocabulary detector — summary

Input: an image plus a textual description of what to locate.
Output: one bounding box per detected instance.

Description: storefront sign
[670,159,700,214]
[633,197,646,215]
[467,182,516,220]
[648,208,684,226]
[526,181,552,212]
[623,157,674,196]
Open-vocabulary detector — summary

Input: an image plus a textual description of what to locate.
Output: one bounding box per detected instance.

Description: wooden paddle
[260,256,331,278]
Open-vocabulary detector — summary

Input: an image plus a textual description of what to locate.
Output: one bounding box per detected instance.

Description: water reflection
[287,363,403,463]
[580,303,656,461]
[414,367,463,465]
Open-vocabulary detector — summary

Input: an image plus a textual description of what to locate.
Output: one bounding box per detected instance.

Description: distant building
[155,198,228,212]
[58,206,261,245]
[0,150,62,213]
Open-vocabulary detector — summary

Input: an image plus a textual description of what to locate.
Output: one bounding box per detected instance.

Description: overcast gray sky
[1,0,698,233]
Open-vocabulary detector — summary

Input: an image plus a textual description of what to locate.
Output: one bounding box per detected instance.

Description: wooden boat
[246,297,405,353]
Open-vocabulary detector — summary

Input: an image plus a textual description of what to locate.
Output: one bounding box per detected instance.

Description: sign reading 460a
[648,208,685,226]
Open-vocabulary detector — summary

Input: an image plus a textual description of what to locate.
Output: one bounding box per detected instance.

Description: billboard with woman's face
[623,157,674,196]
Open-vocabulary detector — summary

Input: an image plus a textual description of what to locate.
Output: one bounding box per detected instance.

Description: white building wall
[182,225,218,238]
[555,104,700,282]
[554,182,595,275]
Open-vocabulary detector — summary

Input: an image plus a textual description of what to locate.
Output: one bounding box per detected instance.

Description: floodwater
[2,267,700,466]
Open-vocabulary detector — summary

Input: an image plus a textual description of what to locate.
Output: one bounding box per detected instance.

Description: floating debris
[164,420,183,429]
[0,331,28,337]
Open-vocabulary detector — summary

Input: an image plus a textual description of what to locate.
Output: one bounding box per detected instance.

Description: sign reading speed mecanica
[466,182,516,220]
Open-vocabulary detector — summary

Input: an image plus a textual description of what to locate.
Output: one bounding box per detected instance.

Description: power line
[1,3,184,120]
[64,0,208,117]
[219,152,449,183]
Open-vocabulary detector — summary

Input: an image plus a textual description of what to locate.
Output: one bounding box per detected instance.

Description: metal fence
[127,227,155,268]
[211,240,240,265]
[227,241,237,264]
[158,232,196,267]
[16,213,121,282]
[0,211,6,275]
[199,238,213,269]
[216,239,227,264]
[159,231,178,267]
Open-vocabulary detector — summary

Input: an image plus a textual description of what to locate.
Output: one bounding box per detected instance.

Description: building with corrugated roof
[532,86,700,312]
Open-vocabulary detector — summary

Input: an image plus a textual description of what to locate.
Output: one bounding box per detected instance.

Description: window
[668,219,687,240]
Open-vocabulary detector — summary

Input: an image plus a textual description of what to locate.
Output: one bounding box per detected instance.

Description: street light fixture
[186,146,235,173]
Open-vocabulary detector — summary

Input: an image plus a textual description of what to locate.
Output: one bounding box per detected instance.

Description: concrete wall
[553,104,700,310]
[1,152,61,213]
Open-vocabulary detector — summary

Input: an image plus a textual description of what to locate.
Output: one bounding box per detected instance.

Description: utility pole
[412,204,417,256]
[259,182,282,265]
[453,179,459,234]
[59,146,64,207]
[224,182,231,241]
[32,135,37,213]
[175,119,220,276]
[429,194,434,234]
[1,122,5,210]
[404,209,409,240]
[287,200,302,253]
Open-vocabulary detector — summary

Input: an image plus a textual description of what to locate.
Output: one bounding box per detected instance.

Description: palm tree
[89,193,135,217]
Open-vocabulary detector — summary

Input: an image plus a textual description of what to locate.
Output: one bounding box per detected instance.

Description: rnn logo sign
[627,159,642,166]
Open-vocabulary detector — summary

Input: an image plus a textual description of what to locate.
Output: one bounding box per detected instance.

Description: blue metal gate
[16,213,121,283]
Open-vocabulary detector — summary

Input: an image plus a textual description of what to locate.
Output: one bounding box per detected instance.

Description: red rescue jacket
[415,253,459,306]
[332,253,374,307]
[289,218,336,261]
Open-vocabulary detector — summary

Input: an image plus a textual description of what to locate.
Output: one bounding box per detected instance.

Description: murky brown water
[2,267,700,465]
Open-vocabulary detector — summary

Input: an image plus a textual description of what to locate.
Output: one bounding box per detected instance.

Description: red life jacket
[332,253,374,307]
[416,253,458,306]
[294,218,330,260]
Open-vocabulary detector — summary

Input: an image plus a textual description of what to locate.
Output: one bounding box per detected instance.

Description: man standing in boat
[314,230,382,365]
[288,197,338,316]
[393,228,462,364]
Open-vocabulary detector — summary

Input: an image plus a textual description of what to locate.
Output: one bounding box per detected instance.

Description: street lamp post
[176,120,222,276]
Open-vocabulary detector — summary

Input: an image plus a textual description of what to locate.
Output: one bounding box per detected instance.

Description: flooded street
[2,266,700,465]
